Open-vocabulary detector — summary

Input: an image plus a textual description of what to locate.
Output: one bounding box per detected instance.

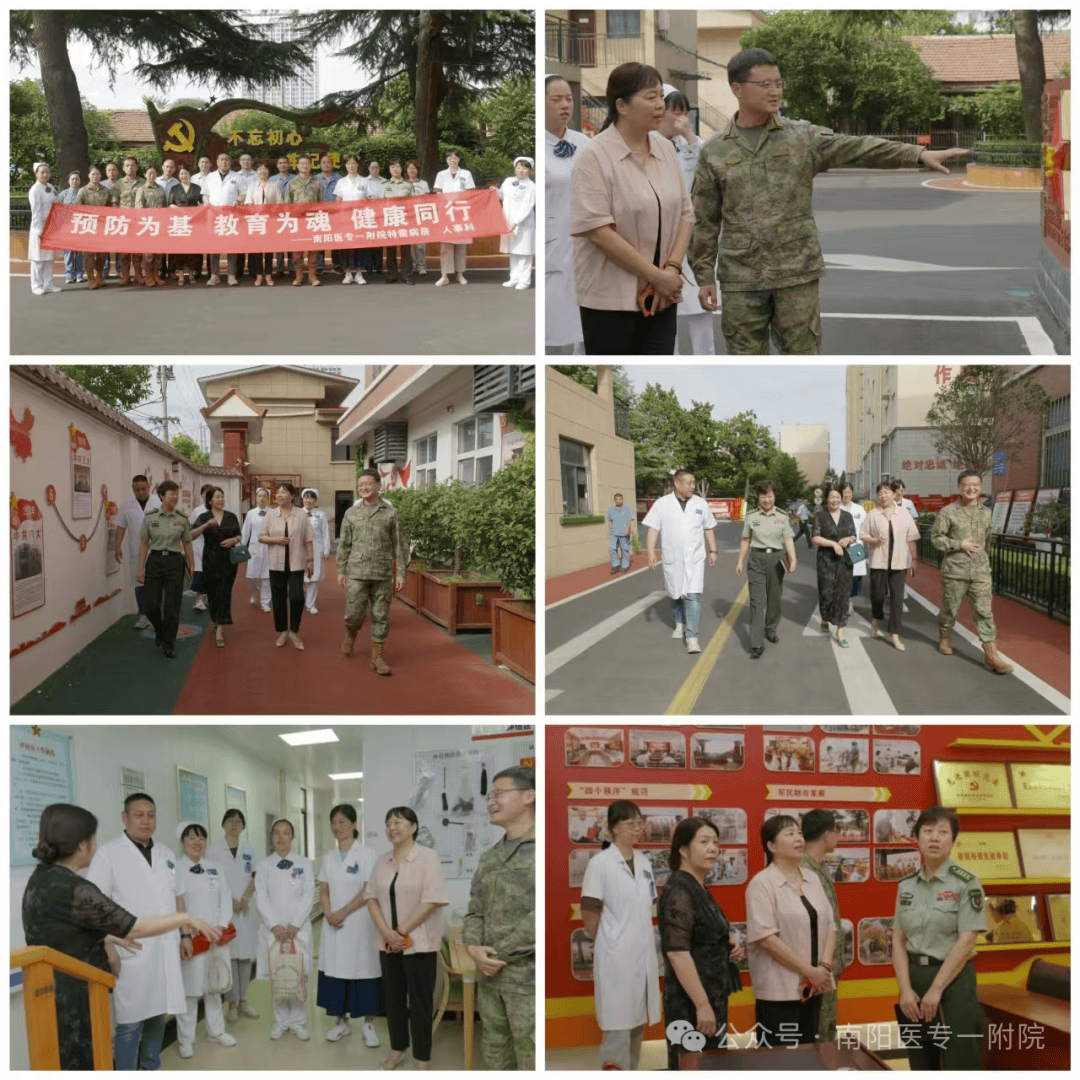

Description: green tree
[629,384,685,496]
[10,12,314,183]
[713,411,777,496]
[10,77,116,178]
[951,81,1026,137]
[925,365,1050,477]
[57,365,153,411]
[171,434,209,465]
[745,449,808,507]
[479,76,535,161]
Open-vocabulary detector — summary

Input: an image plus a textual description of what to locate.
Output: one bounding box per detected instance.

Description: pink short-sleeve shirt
[862,506,921,570]
[362,844,449,954]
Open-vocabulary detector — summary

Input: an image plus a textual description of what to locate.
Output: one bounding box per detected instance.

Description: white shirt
[642,492,718,598]
[176,855,233,998]
[335,175,368,202]
[843,501,869,576]
[205,838,259,960]
[317,841,381,980]
[433,167,475,193]
[362,176,385,199]
[544,127,590,348]
[234,168,258,199]
[28,182,58,261]
[255,851,315,980]
[202,170,240,207]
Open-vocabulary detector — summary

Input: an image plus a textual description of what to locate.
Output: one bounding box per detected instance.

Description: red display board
[546,724,1070,1049]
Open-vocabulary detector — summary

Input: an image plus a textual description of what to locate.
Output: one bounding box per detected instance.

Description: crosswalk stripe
[545,590,668,677]
[804,605,898,715]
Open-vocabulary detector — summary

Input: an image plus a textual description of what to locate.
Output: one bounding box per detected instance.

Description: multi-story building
[990,366,1070,495]
[695,10,766,136]
[779,424,830,490]
[242,11,320,109]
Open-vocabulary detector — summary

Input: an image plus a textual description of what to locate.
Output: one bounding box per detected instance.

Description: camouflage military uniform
[285,174,324,274]
[801,852,845,1043]
[336,500,409,643]
[75,183,112,283]
[382,176,415,281]
[690,114,925,354]
[462,826,535,1070]
[110,175,146,279]
[134,182,167,278]
[931,501,996,641]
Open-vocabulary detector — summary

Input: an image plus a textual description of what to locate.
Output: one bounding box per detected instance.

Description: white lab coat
[671,134,707,318]
[254,852,314,981]
[545,127,590,348]
[642,492,717,598]
[581,845,661,1030]
[28,181,58,262]
[205,838,259,960]
[176,856,233,997]
[433,167,475,194]
[86,835,187,1023]
[317,842,381,980]
[844,502,869,577]
[239,507,271,580]
[498,177,535,255]
[303,509,330,584]
[116,491,162,600]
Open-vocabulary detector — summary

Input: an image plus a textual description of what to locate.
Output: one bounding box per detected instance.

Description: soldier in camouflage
[75,166,112,289]
[336,469,409,675]
[109,155,146,285]
[932,470,1013,674]
[690,48,969,354]
[285,153,325,286]
[464,766,535,1070]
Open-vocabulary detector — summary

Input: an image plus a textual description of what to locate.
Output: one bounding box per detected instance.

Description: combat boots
[341,626,359,656]
[938,628,953,655]
[370,643,391,676]
[983,641,1014,674]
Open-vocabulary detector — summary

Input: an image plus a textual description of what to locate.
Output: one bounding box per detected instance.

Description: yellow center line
[665,582,749,715]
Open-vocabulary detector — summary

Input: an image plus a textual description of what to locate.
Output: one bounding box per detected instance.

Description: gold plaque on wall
[1009,763,1070,809]
[1045,894,1070,941]
[1016,829,1070,879]
[933,760,1013,809]
[951,830,1022,879]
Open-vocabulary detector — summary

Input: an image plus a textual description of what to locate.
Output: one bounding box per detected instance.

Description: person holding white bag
[175,822,237,1059]
[256,819,315,1040]
[317,804,383,1046]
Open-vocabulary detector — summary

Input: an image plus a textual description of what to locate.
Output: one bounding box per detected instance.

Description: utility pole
[158,365,176,444]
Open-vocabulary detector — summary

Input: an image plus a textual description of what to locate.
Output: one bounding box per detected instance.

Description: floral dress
[812,508,856,625]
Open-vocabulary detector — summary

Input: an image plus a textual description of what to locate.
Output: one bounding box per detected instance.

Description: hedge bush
[973,140,1042,167]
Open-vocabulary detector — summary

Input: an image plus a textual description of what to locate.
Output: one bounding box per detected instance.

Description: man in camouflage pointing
[690,48,969,354]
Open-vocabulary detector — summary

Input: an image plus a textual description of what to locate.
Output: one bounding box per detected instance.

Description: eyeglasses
[486,786,529,804]
[741,79,785,90]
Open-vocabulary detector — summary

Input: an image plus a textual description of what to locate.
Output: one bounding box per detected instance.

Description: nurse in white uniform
[581,801,661,1070]
[432,149,475,285]
[114,474,161,629]
[86,793,187,1071]
[256,819,315,1040]
[302,488,331,614]
[240,488,273,611]
[841,483,868,614]
[317,804,383,1047]
[544,76,590,354]
[206,808,260,1021]
[28,162,60,295]
[499,157,536,290]
[659,86,715,355]
[175,822,238,1058]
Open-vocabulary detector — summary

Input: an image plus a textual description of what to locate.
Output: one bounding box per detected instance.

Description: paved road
[676,171,1062,355]
[546,523,1066,717]
[10,269,534,355]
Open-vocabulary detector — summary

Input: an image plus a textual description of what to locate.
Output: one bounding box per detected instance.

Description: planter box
[398,564,427,610]
[966,163,1042,190]
[418,571,509,634]
[491,599,535,684]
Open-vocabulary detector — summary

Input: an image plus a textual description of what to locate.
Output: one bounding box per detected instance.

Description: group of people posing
[638,468,1014,673]
[22,765,535,1070]
[582,801,986,1069]
[27,148,535,293]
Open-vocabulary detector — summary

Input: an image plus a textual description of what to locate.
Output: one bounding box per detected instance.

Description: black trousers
[380,951,437,1061]
[269,569,305,632]
[144,551,186,646]
[754,996,821,1048]
[580,303,677,355]
[386,245,413,280]
[792,520,813,549]
[870,568,908,634]
[203,552,238,626]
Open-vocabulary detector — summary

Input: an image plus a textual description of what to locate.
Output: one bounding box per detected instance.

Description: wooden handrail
[11,945,117,988]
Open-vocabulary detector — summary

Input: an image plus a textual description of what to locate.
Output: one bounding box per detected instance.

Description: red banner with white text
[39,189,509,253]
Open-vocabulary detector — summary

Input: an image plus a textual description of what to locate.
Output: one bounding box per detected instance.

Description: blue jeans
[113,1013,166,1070]
[64,250,83,278]
[609,533,631,569]
[135,584,146,616]
[672,593,701,638]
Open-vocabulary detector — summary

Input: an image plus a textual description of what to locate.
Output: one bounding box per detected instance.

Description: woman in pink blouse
[861,482,920,650]
[363,806,449,1070]
[246,162,282,286]
[259,483,315,649]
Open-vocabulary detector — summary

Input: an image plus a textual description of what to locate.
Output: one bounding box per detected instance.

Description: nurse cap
[514,156,534,169]
[302,487,318,498]
[176,820,205,841]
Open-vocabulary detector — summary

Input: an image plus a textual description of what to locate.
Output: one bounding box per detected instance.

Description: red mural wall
[545,723,1070,1049]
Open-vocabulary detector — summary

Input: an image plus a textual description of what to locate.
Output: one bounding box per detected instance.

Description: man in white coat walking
[114,475,161,629]
[643,469,718,655]
[87,793,187,1070]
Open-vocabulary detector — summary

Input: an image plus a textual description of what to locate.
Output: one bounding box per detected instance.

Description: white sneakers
[362,1021,380,1048]
[686,637,701,654]
[326,1020,352,1042]
[307,606,319,615]
[134,615,151,629]
[193,599,207,611]
[270,1025,286,1040]
[342,272,354,284]
[672,624,685,639]
[178,1043,194,1059]
[515,282,530,290]
[502,280,516,288]
[207,1032,237,1047]
[435,276,450,286]
[293,1024,311,1041]
[354,273,367,285]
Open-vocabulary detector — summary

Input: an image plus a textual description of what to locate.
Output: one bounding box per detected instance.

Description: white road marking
[820,313,1056,355]
[803,606,898,715]
[546,689,564,702]
[546,565,651,610]
[546,590,669,677]
[905,588,1070,713]
[825,254,1026,272]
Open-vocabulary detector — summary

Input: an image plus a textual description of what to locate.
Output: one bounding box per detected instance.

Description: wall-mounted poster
[639,807,688,844]
[874,739,921,775]
[11,496,45,618]
[991,491,1013,534]
[629,729,687,769]
[951,830,1023,880]
[70,424,92,519]
[689,731,745,770]
[568,806,608,845]
[979,895,1044,944]
[105,502,120,576]
[695,807,747,844]
[11,727,75,867]
[570,926,595,981]
[643,849,672,890]
[874,809,920,845]
[177,767,210,829]
[121,766,146,803]
[763,734,815,772]
[1016,829,1070,879]
[1005,488,1036,536]
[225,784,247,820]
[874,847,921,881]
[834,808,871,842]
[933,761,1013,809]
[1045,894,1069,941]
[569,848,599,889]
[840,919,854,969]
[730,922,749,972]
[823,848,870,883]
[706,848,748,886]
[565,728,624,768]
[858,917,895,965]
[1009,763,1070,810]
[821,725,869,734]
[820,737,868,773]
[874,726,921,736]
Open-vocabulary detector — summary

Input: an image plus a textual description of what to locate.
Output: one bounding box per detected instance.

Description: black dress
[812,508,856,626]
[657,869,739,1068]
[193,509,242,625]
[22,863,137,1070]
[168,182,203,273]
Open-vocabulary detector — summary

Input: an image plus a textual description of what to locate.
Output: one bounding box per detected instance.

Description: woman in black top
[167,165,203,285]
[811,485,857,646]
[21,804,219,1070]
[657,817,746,1069]
[190,486,243,647]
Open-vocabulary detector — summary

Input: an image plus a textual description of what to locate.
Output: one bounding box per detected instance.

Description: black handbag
[229,544,252,565]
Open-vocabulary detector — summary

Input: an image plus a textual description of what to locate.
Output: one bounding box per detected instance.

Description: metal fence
[917,527,1070,619]
[11,181,32,229]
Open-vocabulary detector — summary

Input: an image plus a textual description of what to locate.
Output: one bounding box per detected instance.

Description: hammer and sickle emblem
[163,119,195,153]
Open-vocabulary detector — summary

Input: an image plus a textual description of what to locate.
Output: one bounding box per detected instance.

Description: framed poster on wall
[1045,894,1069,941]
[951,830,1023,880]
[1016,829,1070,879]
[177,767,210,829]
[1009,763,1069,809]
[933,761,1013,809]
